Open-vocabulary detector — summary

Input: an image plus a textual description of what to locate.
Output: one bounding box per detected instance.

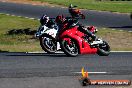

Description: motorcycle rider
[69,4,79,18]
[69,4,85,19]
[69,4,102,45]
[40,15,49,25]
[40,15,57,29]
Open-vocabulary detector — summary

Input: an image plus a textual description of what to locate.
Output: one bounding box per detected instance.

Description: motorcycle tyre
[39,34,57,54]
[97,41,110,56]
[60,37,79,57]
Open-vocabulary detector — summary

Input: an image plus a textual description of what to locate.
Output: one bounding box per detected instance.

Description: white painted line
[28,51,132,54]
[17,16,22,18]
[27,51,64,54]
[0,13,38,20]
[11,15,15,16]
[112,29,116,30]
[102,28,106,30]
[119,30,123,32]
[73,72,107,74]
[61,7,66,8]
[1,1,6,2]
[128,31,132,33]
[111,51,132,52]
[24,3,29,5]
[29,18,35,20]
[55,51,64,53]
[6,14,10,16]
[27,51,45,53]
[25,17,29,19]
[32,4,37,5]
[51,6,55,7]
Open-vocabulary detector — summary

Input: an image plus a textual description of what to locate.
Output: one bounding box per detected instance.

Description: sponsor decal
[79,67,131,86]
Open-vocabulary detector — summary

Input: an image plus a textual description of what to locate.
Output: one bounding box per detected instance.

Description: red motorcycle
[58,18,110,57]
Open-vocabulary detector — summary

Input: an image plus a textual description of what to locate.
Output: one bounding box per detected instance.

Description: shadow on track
[109,26,132,29]
[5,52,69,57]
[130,13,132,20]
[0,50,9,53]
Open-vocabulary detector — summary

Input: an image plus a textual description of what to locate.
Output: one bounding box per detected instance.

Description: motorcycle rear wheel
[97,41,110,56]
[39,34,57,53]
[60,37,79,57]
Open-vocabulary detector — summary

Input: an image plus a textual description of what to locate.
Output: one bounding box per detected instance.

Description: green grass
[0,14,42,52]
[0,14,131,52]
[32,0,132,13]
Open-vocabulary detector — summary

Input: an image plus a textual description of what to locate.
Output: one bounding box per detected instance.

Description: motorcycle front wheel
[97,41,110,56]
[60,37,79,57]
[39,34,57,53]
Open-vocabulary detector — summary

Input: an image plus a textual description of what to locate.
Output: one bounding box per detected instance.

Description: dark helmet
[69,4,80,18]
[40,15,49,25]
[69,4,85,19]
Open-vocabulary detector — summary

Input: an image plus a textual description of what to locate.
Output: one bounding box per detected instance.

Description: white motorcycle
[35,15,61,53]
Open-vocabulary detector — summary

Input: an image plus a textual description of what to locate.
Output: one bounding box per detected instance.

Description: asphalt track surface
[0,52,132,88]
[0,1,132,31]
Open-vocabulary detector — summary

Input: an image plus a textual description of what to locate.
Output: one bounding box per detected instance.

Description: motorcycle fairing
[35,25,58,38]
[60,27,97,54]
